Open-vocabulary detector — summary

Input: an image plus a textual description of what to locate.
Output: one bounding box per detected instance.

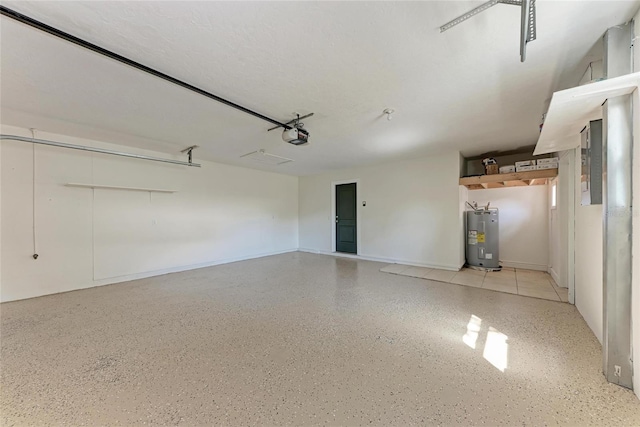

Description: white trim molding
[549,266,562,287]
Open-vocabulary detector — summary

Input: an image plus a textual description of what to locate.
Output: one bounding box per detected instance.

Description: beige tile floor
[381,264,569,302]
[3,253,638,426]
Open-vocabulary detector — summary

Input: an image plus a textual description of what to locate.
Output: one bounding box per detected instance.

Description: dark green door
[336,183,357,254]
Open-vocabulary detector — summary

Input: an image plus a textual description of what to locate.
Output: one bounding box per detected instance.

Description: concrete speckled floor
[1,252,639,426]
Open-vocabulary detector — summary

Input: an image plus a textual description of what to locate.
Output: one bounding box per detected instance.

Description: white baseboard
[500,260,548,271]
[298,248,462,271]
[548,267,561,287]
[93,248,298,285]
[2,248,299,303]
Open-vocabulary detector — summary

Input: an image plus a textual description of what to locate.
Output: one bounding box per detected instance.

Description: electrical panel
[581,120,603,205]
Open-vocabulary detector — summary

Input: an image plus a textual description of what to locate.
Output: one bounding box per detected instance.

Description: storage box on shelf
[537,157,559,165]
[536,163,557,170]
[515,160,536,168]
[485,164,499,175]
[499,165,516,174]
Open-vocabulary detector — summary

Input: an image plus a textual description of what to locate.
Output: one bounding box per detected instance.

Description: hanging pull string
[30,128,38,260]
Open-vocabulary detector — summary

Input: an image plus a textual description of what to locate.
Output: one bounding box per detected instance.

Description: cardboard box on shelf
[499,165,516,174]
[537,157,559,165]
[536,163,557,170]
[516,165,537,172]
[515,160,536,168]
[485,164,499,175]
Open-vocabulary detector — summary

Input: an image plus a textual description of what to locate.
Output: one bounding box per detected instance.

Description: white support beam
[602,22,634,390]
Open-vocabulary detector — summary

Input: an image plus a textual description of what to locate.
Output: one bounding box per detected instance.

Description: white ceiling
[1,1,638,175]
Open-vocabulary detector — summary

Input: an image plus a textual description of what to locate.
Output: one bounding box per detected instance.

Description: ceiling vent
[240,149,293,165]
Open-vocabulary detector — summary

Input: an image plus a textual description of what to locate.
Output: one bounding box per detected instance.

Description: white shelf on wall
[534,72,640,155]
[65,183,177,193]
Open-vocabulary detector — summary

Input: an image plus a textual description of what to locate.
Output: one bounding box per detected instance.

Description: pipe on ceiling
[0,134,202,167]
[0,5,292,130]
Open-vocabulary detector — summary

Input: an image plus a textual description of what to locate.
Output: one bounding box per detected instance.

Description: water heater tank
[466,209,500,270]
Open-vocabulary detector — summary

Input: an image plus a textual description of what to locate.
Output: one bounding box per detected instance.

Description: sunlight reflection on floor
[463,315,482,349]
[463,315,509,372]
[483,327,509,372]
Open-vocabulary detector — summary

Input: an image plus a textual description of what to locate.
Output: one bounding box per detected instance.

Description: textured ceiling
[1,1,638,175]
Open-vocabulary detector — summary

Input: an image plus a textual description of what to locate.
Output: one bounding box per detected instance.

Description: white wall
[572,144,604,344]
[299,151,463,270]
[554,153,574,291]
[548,178,561,284]
[466,185,549,271]
[555,150,578,297]
[0,125,299,302]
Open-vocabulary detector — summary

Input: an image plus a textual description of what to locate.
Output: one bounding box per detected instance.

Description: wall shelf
[459,169,558,190]
[534,72,640,155]
[65,183,177,193]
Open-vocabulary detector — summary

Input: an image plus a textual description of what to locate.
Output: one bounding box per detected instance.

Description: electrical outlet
[614,365,621,377]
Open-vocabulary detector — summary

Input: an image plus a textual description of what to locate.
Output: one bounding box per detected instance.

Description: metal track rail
[0,135,202,167]
[0,5,292,130]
